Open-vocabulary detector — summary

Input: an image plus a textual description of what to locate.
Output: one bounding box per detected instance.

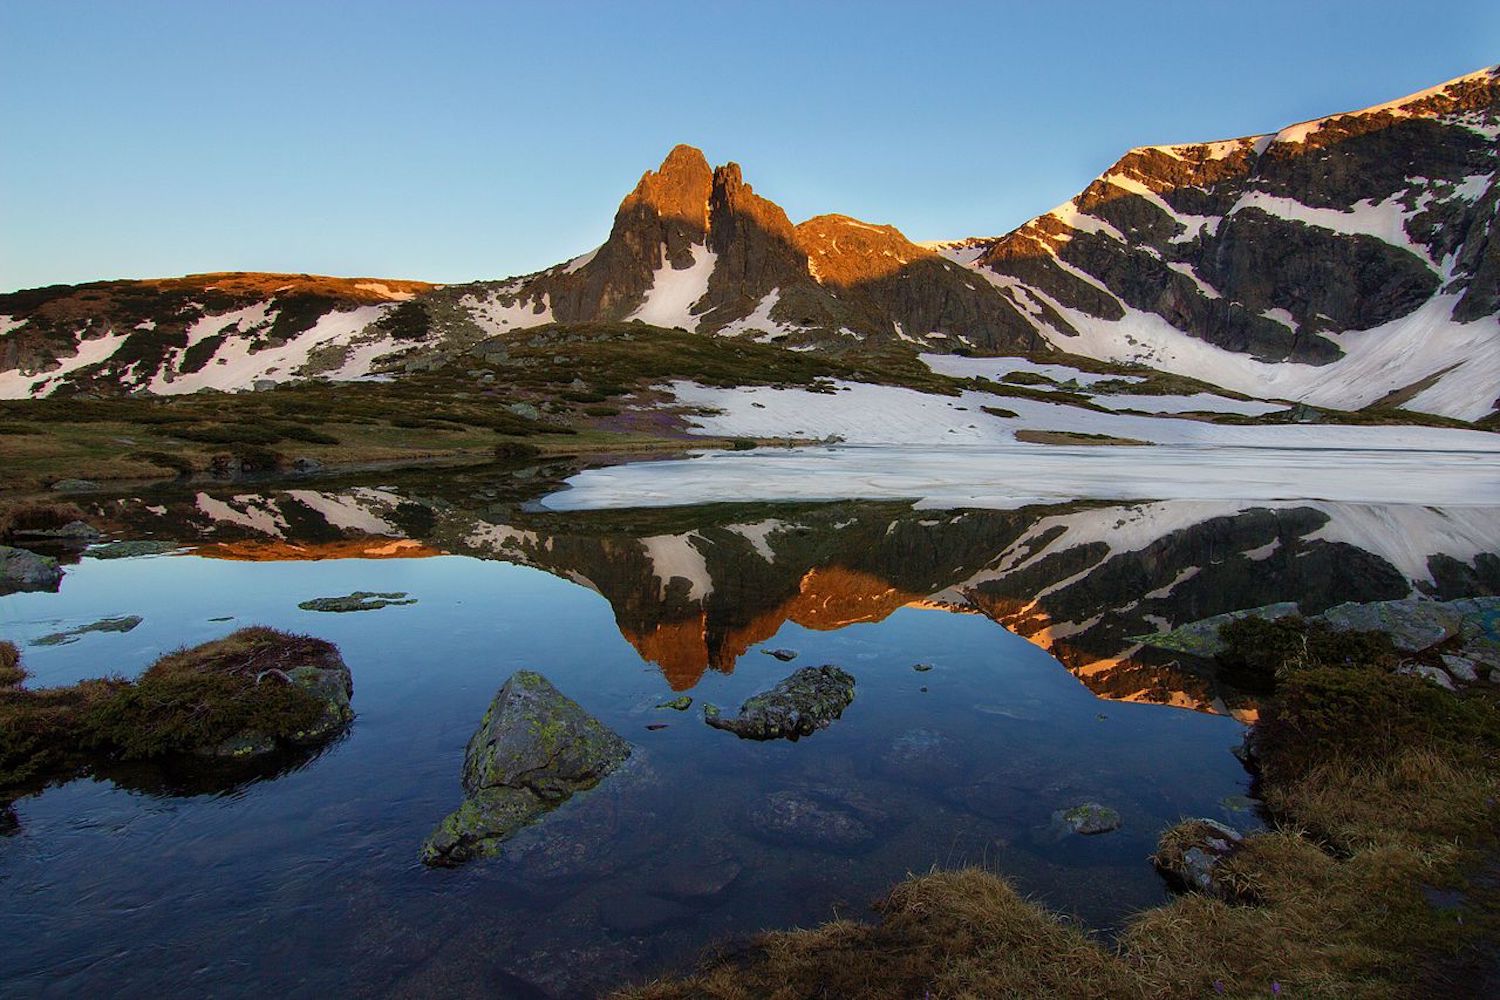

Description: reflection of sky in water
[1,553,1255,996]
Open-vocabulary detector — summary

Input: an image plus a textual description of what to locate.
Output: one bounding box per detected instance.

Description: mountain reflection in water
[4,475,1498,998]
[90,484,1500,716]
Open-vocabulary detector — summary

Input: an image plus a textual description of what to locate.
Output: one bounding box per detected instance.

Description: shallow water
[2,478,1495,998]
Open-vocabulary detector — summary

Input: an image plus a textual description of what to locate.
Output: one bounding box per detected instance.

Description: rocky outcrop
[519,147,1042,353]
[421,670,631,867]
[703,665,856,740]
[971,65,1500,419]
[1152,818,1252,901]
[0,545,63,595]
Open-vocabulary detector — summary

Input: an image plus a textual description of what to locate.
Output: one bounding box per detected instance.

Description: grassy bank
[620,620,1500,998]
[0,323,955,494]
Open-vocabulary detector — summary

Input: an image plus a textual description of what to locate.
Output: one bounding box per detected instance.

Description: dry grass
[0,627,346,784]
[0,500,87,539]
[1014,429,1151,447]
[0,641,23,688]
[627,869,1143,999]
[1265,748,1500,855]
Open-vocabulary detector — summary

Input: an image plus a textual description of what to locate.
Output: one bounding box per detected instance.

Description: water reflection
[3,476,1496,997]
[89,483,1500,715]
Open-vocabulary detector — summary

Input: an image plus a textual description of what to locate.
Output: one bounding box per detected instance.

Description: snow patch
[628,243,717,331]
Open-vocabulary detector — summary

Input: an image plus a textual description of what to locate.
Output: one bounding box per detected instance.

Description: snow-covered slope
[968,65,1500,421]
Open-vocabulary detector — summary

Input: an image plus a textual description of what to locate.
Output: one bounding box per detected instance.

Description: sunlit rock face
[519,146,1042,352]
[95,481,1500,717]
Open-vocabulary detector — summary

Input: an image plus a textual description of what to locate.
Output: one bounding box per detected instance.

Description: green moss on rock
[422,669,631,867]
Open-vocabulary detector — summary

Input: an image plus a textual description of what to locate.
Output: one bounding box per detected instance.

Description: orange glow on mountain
[189,538,445,562]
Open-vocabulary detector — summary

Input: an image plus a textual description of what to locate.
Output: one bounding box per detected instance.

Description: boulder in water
[421,670,631,867]
[703,665,855,741]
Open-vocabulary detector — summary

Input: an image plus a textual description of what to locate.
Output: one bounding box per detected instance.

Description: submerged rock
[0,545,63,595]
[31,615,143,647]
[703,665,856,741]
[763,648,799,662]
[656,695,693,711]
[598,892,693,934]
[1053,801,1121,836]
[85,540,180,560]
[298,591,417,613]
[746,789,877,852]
[879,728,964,785]
[652,853,743,901]
[1152,818,1252,901]
[421,670,631,867]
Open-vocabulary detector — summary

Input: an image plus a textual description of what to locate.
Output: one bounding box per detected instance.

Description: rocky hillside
[1,65,1495,420]
[965,65,1500,420]
[0,274,433,397]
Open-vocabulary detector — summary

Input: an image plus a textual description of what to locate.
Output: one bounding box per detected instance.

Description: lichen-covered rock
[297,591,416,613]
[0,545,63,595]
[1398,663,1456,690]
[703,665,856,741]
[1318,598,1462,653]
[421,670,631,867]
[1053,801,1121,836]
[1134,602,1299,658]
[1440,654,1480,684]
[1152,818,1252,901]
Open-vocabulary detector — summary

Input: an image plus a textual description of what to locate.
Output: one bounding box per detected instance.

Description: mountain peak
[622,144,713,231]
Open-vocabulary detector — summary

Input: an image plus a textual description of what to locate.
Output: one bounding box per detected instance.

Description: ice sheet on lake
[542,443,1500,511]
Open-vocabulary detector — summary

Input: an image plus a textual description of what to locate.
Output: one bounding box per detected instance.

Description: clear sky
[2,1,1496,292]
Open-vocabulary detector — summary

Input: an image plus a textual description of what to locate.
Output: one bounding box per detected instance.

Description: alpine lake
[3,454,1497,998]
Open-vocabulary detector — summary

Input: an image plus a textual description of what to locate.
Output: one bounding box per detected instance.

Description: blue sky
[2,1,1495,292]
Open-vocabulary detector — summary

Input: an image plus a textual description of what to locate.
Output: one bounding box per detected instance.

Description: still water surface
[11,479,1489,997]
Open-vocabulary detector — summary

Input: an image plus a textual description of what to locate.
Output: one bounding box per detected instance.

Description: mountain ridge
[1,64,1496,420]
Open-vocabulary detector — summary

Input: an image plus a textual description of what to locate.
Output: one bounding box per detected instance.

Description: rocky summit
[4,65,1494,423]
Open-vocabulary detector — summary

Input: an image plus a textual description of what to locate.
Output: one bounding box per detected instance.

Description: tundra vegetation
[3,322,1486,496]
[0,627,353,794]
[621,616,1499,998]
